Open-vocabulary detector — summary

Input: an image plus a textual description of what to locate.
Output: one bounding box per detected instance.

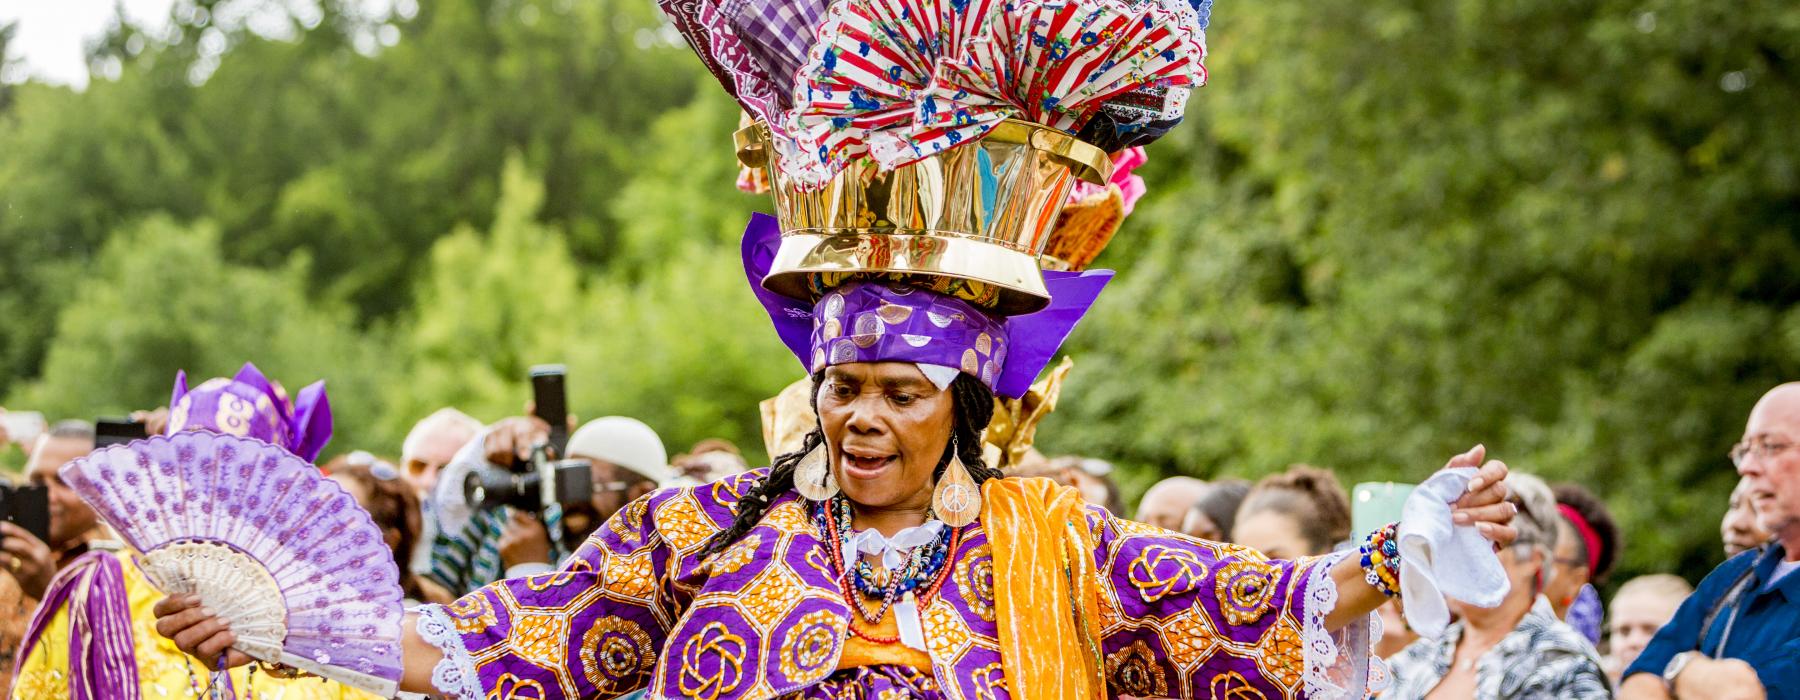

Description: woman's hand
[152,594,253,671]
[1445,445,1518,547]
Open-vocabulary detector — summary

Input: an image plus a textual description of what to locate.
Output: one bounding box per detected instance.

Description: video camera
[457,365,594,517]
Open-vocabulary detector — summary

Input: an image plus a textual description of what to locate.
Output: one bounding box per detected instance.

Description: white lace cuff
[1301,550,1391,700]
[415,604,483,700]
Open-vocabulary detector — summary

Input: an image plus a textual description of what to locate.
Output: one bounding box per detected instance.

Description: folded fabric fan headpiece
[674,0,1204,314]
[167,362,332,462]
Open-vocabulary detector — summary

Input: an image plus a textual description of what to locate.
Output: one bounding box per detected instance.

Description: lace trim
[416,605,482,700]
[1300,550,1391,700]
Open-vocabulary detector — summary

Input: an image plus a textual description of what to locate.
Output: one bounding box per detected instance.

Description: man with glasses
[1621,383,1800,700]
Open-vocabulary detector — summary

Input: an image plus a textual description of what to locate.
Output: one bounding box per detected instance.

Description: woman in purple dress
[152,215,1520,700]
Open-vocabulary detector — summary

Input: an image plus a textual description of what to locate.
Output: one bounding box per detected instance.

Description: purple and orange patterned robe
[417,471,1377,700]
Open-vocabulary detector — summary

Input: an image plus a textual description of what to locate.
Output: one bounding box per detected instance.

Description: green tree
[6,215,400,454]
[1048,0,1800,581]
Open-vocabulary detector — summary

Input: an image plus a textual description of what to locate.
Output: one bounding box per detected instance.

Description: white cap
[566,416,672,485]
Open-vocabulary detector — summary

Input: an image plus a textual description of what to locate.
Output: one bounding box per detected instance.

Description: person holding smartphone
[0,421,98,692]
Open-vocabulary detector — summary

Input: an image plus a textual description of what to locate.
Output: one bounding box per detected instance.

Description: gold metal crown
[736,119,1112,315]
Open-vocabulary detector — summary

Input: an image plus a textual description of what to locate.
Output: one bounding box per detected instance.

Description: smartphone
[95,417,149,448]
[530,365,569,457]
[0,411,46,449]
[0,483,51,544]
[1352,481,1415,542]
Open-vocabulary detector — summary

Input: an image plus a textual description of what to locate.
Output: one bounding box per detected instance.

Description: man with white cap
[556,416,672,545]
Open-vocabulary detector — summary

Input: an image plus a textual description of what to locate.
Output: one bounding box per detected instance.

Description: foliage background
[1,0,1795,583]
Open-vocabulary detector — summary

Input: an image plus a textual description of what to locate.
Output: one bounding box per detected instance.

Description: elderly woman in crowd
[1384,473,1610,699]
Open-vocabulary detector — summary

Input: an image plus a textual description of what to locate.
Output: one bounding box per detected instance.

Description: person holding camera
[0,421,98,692]
[425,414,670,596]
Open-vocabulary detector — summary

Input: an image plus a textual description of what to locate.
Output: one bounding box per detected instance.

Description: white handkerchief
[1397,466,1510,639]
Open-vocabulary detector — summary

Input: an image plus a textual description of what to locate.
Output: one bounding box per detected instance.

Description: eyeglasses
[592,481,636,495]
[1729,438,1796,467]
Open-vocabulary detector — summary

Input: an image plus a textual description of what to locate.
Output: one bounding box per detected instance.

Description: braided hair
[699,370,1000,558]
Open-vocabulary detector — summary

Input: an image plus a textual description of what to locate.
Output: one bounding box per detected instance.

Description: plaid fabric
[731,0,827,100]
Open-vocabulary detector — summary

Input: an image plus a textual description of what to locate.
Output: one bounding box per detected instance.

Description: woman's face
[1233,510,1310,559]
[1723,476,1771,557]
[816,362,956,512]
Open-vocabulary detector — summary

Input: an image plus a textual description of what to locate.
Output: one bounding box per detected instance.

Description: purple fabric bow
[13,551,141,700]
[167,363,332,462]
[741,213,1110,397]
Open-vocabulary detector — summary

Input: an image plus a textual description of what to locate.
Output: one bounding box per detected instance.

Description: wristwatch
[1662,651,1697,698]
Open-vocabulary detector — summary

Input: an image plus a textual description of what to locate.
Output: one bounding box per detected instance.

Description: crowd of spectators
[1,380,1797,698]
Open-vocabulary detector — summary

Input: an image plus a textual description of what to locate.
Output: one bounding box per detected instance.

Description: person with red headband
[1546,484,1622,645]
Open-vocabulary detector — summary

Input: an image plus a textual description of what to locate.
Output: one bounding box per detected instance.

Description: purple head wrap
[742,213,1111,398]
[166,362,332,462]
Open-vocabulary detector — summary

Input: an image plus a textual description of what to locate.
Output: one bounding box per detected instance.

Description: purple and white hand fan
[60,430,404,696]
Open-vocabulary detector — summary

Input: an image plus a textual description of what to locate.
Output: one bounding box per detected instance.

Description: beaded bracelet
[1358,522,1402,598]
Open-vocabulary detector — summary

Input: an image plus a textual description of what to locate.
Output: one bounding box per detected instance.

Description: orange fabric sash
[981,477,1106,700]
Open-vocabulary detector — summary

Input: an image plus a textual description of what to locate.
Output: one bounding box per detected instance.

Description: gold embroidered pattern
[761,500,811,533]
[579,616,654,694]
[601,550,657,601]
[1215,559,1280,626]
[656,494,716,552]
[609,498,649,547]
[1105,640,1170,698]
[777,609,844,684]
[1112,519,1168,537]
[803,546,834,580]
[1209,671,1270,700]
[447,594,498,635]
[954,544,996,621]
[1126,545,1208,602]
[492,673,548,699]
[524,565,583,592]
[1255,618,1305,690]
[710,473,750,507]
[739,566,807,630]
[924,597,973,661]
[970,662,1009,700]
[677,622,747,700]
[707,533,761,576]
[508,611,572,670]
[1159,608,1221,670]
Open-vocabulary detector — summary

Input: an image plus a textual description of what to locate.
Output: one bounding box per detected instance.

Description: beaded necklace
[816,496,961,642]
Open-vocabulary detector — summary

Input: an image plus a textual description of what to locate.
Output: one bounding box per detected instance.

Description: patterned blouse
[418,470,1379,700]
[1383,596,1610,699]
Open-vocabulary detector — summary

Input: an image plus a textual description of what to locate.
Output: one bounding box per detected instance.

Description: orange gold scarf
[981,477,1107,700]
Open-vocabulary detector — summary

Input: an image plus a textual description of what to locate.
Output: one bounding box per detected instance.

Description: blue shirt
[1624,544,1800,693]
